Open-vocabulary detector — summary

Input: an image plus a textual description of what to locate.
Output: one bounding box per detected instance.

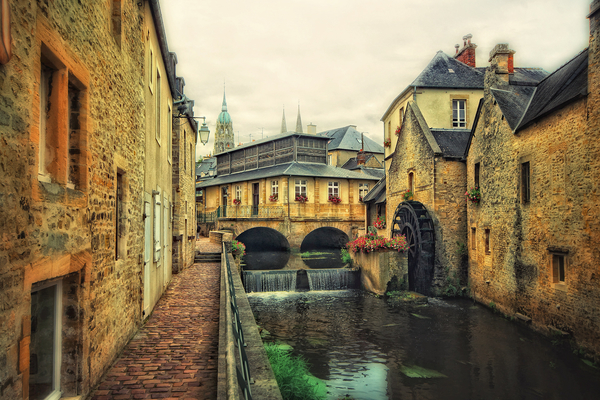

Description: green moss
[264,342,326,400]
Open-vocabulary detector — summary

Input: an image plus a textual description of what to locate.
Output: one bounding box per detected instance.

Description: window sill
[38,173,52,183]
[553,282,568,292]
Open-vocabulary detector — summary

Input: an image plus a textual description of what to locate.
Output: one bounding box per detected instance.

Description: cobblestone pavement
[91,239,220,400]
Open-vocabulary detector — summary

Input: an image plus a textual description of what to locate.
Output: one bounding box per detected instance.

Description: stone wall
[0,1,147,398]
[386,103,468,294]
[467,41,600,356]
[351,250,408,295]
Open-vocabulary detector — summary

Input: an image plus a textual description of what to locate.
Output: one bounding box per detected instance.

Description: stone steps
[195,252,221,263]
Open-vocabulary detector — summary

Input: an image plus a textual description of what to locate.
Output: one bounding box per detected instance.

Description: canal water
[248,290,600,400]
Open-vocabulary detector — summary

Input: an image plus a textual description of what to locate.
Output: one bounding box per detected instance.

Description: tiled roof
[516,48,588,131]
[362,177,386,204]
[196,162,380,188]
[410,51,485,89]
[430,129,471,159]
[341,154,383,170]
[318,126,384,153]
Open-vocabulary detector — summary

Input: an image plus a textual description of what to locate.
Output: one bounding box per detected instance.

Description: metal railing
[199,205,285,223]
[224,243,253,400]
[197,208,218,223]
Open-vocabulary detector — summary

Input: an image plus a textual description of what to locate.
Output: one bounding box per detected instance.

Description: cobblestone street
[91,239,221,400]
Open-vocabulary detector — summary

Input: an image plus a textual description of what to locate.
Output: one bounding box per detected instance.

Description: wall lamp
[173,94,210,145]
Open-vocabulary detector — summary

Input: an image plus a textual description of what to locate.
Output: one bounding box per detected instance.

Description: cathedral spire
[295,103,303,133]
[281,106,287,133]
[222,86,227,112]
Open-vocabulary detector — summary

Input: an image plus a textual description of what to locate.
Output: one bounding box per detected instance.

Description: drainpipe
[287,176,291,219]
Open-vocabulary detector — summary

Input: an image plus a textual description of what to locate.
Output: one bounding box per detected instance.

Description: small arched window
[408,172,414,194]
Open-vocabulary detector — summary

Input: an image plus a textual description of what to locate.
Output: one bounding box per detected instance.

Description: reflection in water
[249,291,600,400]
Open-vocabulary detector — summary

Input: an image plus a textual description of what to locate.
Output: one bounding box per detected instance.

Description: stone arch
[300,227,349,269]
[236,227,290,270]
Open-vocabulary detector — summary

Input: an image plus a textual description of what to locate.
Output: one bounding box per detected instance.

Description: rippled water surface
[249,291,600,400]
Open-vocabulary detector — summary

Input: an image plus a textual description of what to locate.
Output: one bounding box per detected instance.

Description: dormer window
[448,68,455,73]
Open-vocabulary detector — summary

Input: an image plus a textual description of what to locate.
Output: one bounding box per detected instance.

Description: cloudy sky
[160,0,592,160]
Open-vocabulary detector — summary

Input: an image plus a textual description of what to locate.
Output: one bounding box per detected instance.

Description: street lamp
[172,94,211,146]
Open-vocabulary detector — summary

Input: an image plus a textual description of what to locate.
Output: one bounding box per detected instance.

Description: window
[235,185,242,201]
[295,179,307,197]
[190,143,194,177]
[155,70,161,144]
[474,162,480,188]
[271,180,279,197]
[552,254,566,284]
[521,161,531,204]
[408,172,415,194]
[153,191,161,262]
[484,229,491,255]
[38,46,87,189]
[328,155,332,165]
[30,280,62,400]
[167,105,172,163]
[359,183,369,201]
[452,99,466,128]
[387,121,391,140]
[328,181,339,197]
[183,130,187,171]
[471,227,476,250]
[111,0,122,48]
[399,107,404,125]
[148,47,153,89]
[115,171,124,260]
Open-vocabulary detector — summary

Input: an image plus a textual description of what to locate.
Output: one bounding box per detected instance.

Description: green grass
[264,342,326,400]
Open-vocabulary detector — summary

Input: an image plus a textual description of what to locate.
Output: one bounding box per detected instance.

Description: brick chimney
[489,43,516,82]
[356,149,366,165]
[454,34,477,67]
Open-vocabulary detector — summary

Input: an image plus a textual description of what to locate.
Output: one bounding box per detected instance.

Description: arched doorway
[236,227,290,270]
[300,227,349,269]
[391,201,435,295]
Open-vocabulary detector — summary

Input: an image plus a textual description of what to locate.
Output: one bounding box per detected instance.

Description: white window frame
[359,183,369,200]
[295,179,307,197]
[155,69,161,145]
[153,191,161,262]
[271,180,279,197]
[30,279,63,400]
[328,181,339,197]
[235,185,242,201]
[452,99,466,128]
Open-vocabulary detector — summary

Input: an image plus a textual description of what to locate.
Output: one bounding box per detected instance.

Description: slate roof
[516,48,588,131]
[196,157,216,176]
[196,162,380,188]
[430,129,471,159]
[341,154,383,169]
[362,177,386,204]
[490,86,537,130]
[410,51,485,89]
[318,126,384,153]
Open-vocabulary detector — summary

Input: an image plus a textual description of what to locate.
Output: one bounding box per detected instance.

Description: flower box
[269,194,278,202]
[384,139,391,148]
[402,190,413,201]
[465,187,480,204]
[373,216,386,230]
[295,194,308,203]
[233,199,241,205]
[395,125,402,136]
[328,195,341,204]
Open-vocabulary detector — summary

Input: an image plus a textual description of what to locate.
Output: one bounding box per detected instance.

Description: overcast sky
[160,0,592,160]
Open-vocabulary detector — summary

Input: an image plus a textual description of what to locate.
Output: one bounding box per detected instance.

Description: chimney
[357,149,366,165]
[454,34,477,67]
[489,43,516,82]
[307,123,316,135]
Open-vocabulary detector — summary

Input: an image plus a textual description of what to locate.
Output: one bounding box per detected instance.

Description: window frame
[474,162,480,188]
[328,181,339,197]
[271,180,279,197]
[295,179,307,197]
[521,161,531,204]
[235,185,242,201]
[155,69,161,145]
[471,227,477,251]
[452,99,467,128]
[484,228,491,255]
[358,183,369,200]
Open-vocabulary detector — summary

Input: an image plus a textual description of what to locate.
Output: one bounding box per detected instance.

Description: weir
[243,269,360,292]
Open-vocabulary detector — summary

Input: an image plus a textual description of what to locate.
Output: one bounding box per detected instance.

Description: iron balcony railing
[199,205,285,222]
[223,242,253,400]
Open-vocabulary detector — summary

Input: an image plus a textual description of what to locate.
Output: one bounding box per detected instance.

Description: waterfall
[243,270,297,292]
[306,269,360,291]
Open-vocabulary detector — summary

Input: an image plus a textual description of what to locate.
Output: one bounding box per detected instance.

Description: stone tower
[213,90,235,154]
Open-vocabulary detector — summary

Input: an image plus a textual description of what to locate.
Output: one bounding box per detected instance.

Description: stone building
[465,2,600,356]
[171,79,199,275]
[381,38,486,294]
[197,131,379,248]
[0,1,195,398]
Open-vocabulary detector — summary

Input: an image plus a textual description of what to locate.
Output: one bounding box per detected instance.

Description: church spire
[295,103,303,133]
[222,86,227,112]
[281,106,287,133]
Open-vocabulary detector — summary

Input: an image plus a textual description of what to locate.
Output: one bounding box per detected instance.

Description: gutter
[148,0,178,97]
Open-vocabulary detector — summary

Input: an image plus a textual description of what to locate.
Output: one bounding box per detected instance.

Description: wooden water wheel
[391,201,435,295]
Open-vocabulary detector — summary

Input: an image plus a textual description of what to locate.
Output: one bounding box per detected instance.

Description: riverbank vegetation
[264,342,326,400]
